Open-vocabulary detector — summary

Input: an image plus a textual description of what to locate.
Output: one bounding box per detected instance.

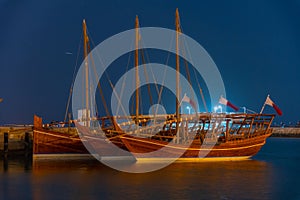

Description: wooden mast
[135,15,140,125]
[175,9,180,134]
[82,19,90,126]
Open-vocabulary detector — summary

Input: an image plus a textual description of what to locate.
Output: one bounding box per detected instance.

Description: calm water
[1,137,300,200]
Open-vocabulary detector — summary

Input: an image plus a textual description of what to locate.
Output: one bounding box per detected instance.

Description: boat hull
[33,128,89,155]
[81,134,130,157]
[120,133,271,160]
[75,122,132,157]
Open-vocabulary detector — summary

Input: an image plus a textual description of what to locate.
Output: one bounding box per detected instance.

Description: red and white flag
[264,96,282,116]
[182,94,197,111]
[218,96,239,111]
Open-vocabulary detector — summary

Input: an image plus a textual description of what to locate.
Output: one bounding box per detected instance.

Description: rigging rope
[87,29,128,119]
[180,24,208,112]
[87,41,111,118]
[64,33,83,122]
[117,49,132,116]
[141,49,154,114]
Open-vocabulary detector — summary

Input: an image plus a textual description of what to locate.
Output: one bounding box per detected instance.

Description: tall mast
[135,15,140,124]
[175,9,180,129]
[83,19,90,126]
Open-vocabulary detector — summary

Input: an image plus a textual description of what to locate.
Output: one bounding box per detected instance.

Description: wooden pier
[271,127,300,137]
[0,127,33,157]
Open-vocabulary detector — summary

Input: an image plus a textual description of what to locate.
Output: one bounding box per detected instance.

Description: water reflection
[2,138,300,199]
[1,155,32,173]
[1,157,275,199]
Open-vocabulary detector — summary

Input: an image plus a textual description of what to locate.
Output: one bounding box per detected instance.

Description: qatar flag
[265,96,282,116]
[182,94,197,111]
[218,96,239,111]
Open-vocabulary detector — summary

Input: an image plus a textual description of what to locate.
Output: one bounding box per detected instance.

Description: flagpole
[259,94,269,114]
[179,93,186,107]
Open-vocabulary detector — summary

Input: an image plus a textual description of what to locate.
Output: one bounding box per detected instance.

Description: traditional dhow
[117,113,275,161]
[113,9,276,161]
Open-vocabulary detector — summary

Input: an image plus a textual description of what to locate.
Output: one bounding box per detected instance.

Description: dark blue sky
[0,0,299,125]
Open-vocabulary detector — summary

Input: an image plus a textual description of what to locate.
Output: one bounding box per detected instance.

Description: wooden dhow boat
[32,20,109,157]
[110,9,276,162]
[33,20,131,158]
[117,113,275,161]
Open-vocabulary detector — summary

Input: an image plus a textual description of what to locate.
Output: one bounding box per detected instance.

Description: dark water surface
[1,138,300,200]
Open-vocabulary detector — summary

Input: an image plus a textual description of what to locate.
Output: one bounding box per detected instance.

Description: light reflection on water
[1,138,300,200]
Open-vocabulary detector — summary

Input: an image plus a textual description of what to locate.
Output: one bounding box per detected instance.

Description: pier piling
[24,132,30,156]
[4,132,8,155]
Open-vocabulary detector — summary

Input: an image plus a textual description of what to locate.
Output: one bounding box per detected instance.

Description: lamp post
[186,106,191,114]
[218,105,222,113]
[242,107,246,113]
[214,106,218,113]
[214,105,222,113]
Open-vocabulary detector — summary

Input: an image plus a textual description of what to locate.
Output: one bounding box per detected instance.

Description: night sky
[0,0,299,125]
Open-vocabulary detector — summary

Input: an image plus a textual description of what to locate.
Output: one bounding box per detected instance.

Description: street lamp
[214,105,222,113]
[242,107,246,113]
[218,105,222,113]
[186,106,191,114]
[214,106,218,113]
